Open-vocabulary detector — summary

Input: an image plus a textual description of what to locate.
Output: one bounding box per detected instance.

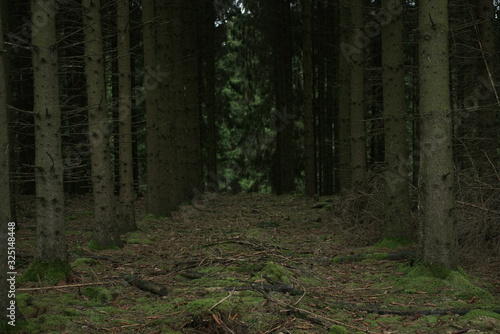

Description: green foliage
[18,260,72,284]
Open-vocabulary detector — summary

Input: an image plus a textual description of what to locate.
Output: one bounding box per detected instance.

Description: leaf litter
[12,193,500,333]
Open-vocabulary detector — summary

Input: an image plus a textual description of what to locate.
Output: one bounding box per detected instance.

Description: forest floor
[10,193,500,334]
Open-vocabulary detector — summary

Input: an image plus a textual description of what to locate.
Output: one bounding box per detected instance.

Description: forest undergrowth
[9,190,500,334]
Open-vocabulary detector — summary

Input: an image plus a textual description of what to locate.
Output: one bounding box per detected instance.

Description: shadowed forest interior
[0,0,499,333]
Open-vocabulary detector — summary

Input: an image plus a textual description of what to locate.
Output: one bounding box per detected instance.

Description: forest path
[14,193,500,333]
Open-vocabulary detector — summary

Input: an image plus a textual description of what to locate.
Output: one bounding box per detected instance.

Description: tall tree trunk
[0,2,15,323]
[418,0,458,270]
[180,0,203,200]
[349,0,367,188]
[272,0,295,194]
[202,0,218,193]
[477,0,497,163]
[382,0,411,240]
[324,1,335,195]
[117,0,136,232]
[338,0,351,191]
[83,0,122,248]
[31,0,68,262]
[302,0,315,197]
[142,0,167,216]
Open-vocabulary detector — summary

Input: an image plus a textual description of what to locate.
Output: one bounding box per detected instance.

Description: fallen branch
[258,290,378,334]
[18,281,114,292]
[122,274,169,296]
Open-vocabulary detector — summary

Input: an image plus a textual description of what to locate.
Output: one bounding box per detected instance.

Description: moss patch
[18,260,72,284]
[252,261,293,285]
[329,325,348,334]
[124,232,154,245]
[82,287,113,303]
[464,309,500,320]
[71,257,99,267]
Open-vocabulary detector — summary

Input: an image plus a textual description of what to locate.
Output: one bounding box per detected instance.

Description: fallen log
[122,274,169,296]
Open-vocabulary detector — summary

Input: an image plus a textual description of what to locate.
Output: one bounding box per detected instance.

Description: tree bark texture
[31,0,68,261]
[83,0,122,247]
[418,0,458,270]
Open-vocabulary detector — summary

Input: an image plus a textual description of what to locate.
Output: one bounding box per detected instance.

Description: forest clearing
[8,192,500,334]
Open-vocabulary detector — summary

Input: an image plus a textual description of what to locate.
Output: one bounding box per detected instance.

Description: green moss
[16,293,34,308]
[464,309,500,320]
[406,262,452,279]
[16,293,35,322]
[328,325,348,334]
[252,262,293,285]
[71,257,99,267]
[125,232,155,245]
[18,260,72,284]
[375,238,414,249]
[141,213,163,222]
[87,239,121,250]
[446,271,492,301]
[82,287,113,303]
[184,295,233,315]
[372,252,389,259]
[397,265,494,304]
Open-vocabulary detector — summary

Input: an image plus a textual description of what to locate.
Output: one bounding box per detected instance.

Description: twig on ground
[209,290,234,311]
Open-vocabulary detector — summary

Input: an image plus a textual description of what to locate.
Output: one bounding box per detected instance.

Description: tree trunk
[302,0,315,197]
[180,0,203,200]
[349,0,366,188]
[338,0,351,191]
[0,2,14,323]
[382,0,411,240]
[418,0,458,270]
[477,0,497,163]
[272,0,295,195]
[142,0,168,216]
[117,0,136,232]
[204,0,219,192]
[31,0,68,261]
[83,0,122,248]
